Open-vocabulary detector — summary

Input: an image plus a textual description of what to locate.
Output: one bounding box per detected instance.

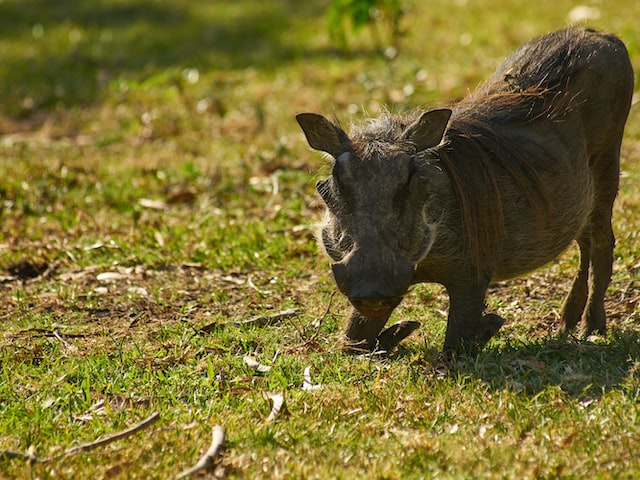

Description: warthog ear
[296,113,351,158]
[401,109,452,151]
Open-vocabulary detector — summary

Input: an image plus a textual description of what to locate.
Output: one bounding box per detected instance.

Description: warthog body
[297,28,634,353]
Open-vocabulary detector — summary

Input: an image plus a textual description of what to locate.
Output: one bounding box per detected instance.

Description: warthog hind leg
[561,231,591,331]
[584,152,618,335]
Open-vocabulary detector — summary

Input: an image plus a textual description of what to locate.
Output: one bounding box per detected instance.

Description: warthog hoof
[377,321,421,351]
[477,313,505,346]
[443,313,506,356]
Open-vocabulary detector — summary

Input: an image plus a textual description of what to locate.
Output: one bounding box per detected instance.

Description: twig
[232,308,300,328]
[60,412,160,458]
[14,328,93,339]
[128,312,146,329]
[285,310,307,341]
[196,308,301,335]
[0,448,38,464]
[264,171,280,210]
[52,329,75,352]
[284,290,336,352]
[247,275,269,296]
[309,289,337,340]
[2,413,161,465]
[176,425,226,479]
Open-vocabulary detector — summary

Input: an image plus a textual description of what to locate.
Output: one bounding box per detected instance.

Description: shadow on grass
[449,329,640,399]
[391,327,640,400]
[0,0,328,115]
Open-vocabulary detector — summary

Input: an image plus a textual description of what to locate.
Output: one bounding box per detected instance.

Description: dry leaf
[243,355,271,373]
[135,355,182,367]
[154,231,164,247]
[59,266,100,281]
[264,392,284,423]
[84,241,119,251]
[220,275,245,286]
[138,198,167,210]
[562,431,579,447]
[167,189,197,204]
[127,286,149,297]
[104,463,134,479]
[97,272,129,282]
[567,5,600,23]
[302,366,321,391]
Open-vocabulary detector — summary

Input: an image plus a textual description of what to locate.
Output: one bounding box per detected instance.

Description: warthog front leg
[343,308,389,352]
[343,308,420,352]
[443,278,503,354]
[444,312,505,354]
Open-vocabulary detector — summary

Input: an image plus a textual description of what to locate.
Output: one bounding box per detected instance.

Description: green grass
[1,0,640,478]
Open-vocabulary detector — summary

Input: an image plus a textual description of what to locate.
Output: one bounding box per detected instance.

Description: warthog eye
[393,171,418,213]
[332,152,352,186]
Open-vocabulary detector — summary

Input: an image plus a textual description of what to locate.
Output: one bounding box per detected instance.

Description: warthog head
[297,109,452,320]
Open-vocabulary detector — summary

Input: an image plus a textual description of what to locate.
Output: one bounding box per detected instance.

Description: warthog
[297,27,634,353]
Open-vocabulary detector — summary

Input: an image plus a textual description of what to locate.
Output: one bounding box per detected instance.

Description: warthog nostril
[349,297,402,310]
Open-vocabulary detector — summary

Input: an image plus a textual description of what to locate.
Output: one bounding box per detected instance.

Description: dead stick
[61,412,160,458]
[281,290,336,352]
[1,413,160,465]
[233,307,300,328]
[0,449,38,463]
[309,289,336,341]
[176,425,225,479]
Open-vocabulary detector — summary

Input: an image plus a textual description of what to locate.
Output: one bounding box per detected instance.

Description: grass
[1,0,639,478]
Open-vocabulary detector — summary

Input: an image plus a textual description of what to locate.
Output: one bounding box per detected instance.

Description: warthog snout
[331,255,413,307]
